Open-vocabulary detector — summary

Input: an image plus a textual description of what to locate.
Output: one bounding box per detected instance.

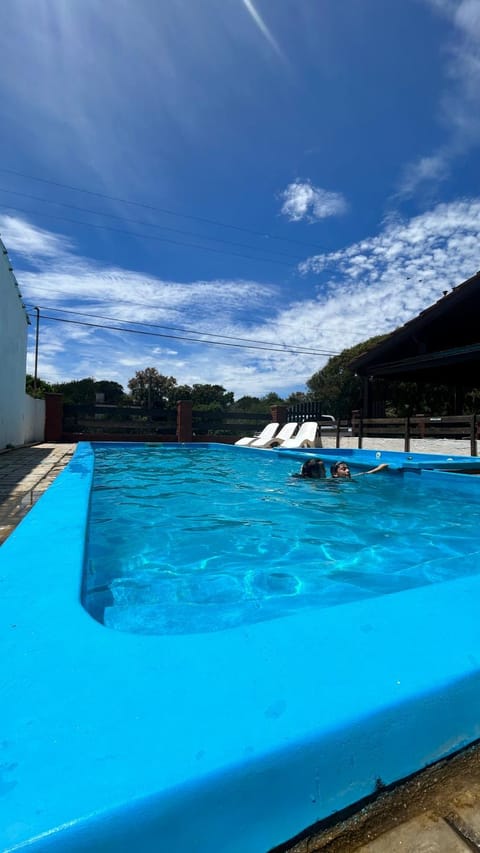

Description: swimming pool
[84,445,480,636]
[2,441,480,853]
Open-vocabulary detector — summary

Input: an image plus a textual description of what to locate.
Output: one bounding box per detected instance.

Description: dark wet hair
[301,458,326,478]
[330,460,350,477]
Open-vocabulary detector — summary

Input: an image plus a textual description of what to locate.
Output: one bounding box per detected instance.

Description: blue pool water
[4,442,480,853]
[84,445,480,635]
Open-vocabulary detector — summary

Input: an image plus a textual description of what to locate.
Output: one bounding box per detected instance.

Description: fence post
[176,400,193,443]
[335,419,341,449]
[405,416,410,452]
[351,410,364,449]
[416,413,425,438]
[44,393,64,442]
[471,414,477,457]
[270,405,287,426]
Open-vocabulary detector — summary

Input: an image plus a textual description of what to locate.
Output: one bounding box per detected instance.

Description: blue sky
[1,0,479,398]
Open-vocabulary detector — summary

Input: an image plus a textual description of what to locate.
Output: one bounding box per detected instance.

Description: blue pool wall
[276,444,480,472]
[2,441,480,852]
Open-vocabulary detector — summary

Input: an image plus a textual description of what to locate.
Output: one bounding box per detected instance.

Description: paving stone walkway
[0,442,77,545]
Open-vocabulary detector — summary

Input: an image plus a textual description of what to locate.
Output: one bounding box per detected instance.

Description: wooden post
[44,393,64,442]
[335,419,341,449]
[176,400,193,443]
[405,415,410,452]
[471,413,477,457]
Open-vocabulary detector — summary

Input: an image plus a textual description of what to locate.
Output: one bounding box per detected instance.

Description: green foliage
[230,395,263,412]
[190,384,234,408]
[259,392,284,406]
[94,380,126,404]
[383,380,452,416]
[284,391,309,405]
[127,368,177,408]
[127,371,235,410]
[25,374,53,398]
[171,384,194,403]
[52,377,96,404]
[307,335,388,418]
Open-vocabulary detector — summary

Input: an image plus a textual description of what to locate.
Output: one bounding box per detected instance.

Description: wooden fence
[60,402,478,454]
[351,413,478,455]
[62,404,272,442]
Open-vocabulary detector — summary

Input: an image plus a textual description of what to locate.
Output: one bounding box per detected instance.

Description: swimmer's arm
[352,463,389,477]
[365,463,389,474]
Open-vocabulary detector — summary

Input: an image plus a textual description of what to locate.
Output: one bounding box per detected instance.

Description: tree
[259,392,285,407]
[94,380,126,404]
[190,384,234,408]
[127,368,177,408]
[26,374,53,398]
[285,391,308,406]
[231,395,263,412]
[307,335,388,418]
[171,384,193,403]
[53,378,96,404]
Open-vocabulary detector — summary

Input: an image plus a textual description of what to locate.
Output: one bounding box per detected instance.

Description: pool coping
[2,441,480,852]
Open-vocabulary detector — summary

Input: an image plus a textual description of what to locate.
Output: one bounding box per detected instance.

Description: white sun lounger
[277,421,319,449]
[251,421,299,448]
[234,422,279,447]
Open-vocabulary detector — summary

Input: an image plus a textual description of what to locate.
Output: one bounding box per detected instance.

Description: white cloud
[280,180,348,223]
[0,215,73,261]
[397,153,449,199]
[5,199,480,398]
[398,0,480,197]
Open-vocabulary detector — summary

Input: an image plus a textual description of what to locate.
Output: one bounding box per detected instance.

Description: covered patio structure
[350,271,480,416]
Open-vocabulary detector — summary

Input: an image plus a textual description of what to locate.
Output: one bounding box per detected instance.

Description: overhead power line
[24,303,338,355]
[26,310,336,357]
[0,166,325,253]
[3,203,296,267]
[0,187,305,262]
[22,284,338,343]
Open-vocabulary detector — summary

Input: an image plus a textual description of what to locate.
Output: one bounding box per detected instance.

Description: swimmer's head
[300,458,326,479]
[330,461,351,478]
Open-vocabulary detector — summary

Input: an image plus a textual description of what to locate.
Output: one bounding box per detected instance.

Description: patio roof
[350,271,480,384]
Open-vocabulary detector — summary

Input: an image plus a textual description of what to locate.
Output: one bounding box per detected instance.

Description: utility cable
[0,186,305,261]
[24,303,338,355]
[3,203,295,267]
[0,166,325,252]
[22,284,338,345]
[26,311,334,356]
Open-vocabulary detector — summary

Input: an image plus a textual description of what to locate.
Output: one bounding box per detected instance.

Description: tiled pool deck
[2,440,480,852]
[0,443,76,544]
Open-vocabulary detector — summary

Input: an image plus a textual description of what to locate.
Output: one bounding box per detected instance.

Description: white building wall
[0,238,44,448]
[22,393,45,445]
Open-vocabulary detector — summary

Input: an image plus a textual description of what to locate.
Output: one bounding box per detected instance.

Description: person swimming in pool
[330,460,389,478]
[292,458,326,479]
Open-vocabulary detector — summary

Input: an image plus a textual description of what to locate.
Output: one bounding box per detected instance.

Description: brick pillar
[44,393,64,442]
[270,405,288,425]
[177,400,193,442]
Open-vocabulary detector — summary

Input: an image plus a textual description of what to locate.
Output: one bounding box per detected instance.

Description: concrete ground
[320,433,476,456]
